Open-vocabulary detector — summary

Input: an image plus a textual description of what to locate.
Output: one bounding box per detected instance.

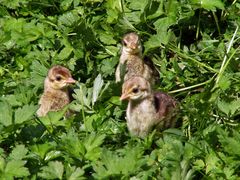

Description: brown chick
[37,65,76,117]
[115,32,154,84]
[120,76,178,137]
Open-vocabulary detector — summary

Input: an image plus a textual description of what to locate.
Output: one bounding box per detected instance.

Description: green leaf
[39,106,68,127]
[39,161,64,179]
[61,130,85,159]
[105,0,121,23]
[100,58,118,76]
[193,159,205,171]
[93,147,144,178]
[30,143,54,160]
[92,74,104,105]
[0,145,29,178]
[0,0,28,9]
[5,160,29,178]
[205,151,220,174]
[30,60,48,88]
[58,11,80,27]
[14,104,37,124]
[191,0,224,11]
[1,94,22,106]
[218,129,240,157]
[8,145,28,160]
[109,96,122,106]
[58,46,73,60]
[44,150,62,161]
[66,166,85,180]
[0,101,12,126]
[0,156,6,173]
[60,0,74,11]
[84,133,105,161]
[144,34,162,52]
[218,75,231,90]
[72,84,93,112]
[217,99,240,116]
[98,32,117,45]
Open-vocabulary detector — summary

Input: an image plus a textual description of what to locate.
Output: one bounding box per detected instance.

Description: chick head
[122,32,142,55]
[120,76,151,101]
[47,65,76,90]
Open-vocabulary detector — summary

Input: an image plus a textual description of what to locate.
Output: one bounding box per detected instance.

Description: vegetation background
[0,0,239,179]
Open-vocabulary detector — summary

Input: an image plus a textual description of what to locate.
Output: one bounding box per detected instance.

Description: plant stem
[79,85,87,132]
[169,77,214,94]
[212,11,221,36]
[215,25,239,84]
[168,44,218,73]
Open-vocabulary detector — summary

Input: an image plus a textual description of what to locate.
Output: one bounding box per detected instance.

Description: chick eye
[56,76,62,81]
[132,88,139,94]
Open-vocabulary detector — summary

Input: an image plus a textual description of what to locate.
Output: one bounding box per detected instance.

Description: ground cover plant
[0,0,239,179]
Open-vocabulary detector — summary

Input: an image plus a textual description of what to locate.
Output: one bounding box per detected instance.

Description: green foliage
[0,0,239,179]
[0,145,29,179]
[39,161,64,179]
[93,146,145,179]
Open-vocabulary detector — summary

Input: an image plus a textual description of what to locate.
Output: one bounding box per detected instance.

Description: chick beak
[65,77,76,84]
[120,93,130,101]
[130,43,137,50]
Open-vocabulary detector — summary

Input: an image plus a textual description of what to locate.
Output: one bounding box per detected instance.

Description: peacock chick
[37,65,76,117]
[120,76,179,137]
[115,32,156,84]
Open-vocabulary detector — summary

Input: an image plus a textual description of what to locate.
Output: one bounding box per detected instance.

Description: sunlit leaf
[8,145,28,160]
[58,46,73,60]
[14,104,37,124]
[84,133,105,161]
[0,101,12,126]
[191,0,224,10]
[39,161,64,179]
[5,160,30,178]
[30,60,48,88]
[92,74,104,105]
[217,99,240,116]
[67,166,85,180]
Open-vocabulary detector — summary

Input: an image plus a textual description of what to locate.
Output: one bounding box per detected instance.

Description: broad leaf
[4,160,30,178]
[0,101,12,126]
[14,104,37,124]
[39,161,64,179]
[8,145,28,160]
[191,0,225,10]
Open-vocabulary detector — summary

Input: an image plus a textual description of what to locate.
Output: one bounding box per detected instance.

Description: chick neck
[120,45,142,59]
[129,90,153,108]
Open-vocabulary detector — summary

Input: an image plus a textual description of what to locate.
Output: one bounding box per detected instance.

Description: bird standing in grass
[115,32,155,84]
[37,65,76,117]
[120,76,178,137]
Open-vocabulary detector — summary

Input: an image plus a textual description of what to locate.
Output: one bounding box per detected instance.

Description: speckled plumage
[124,55,153,83]
[121,76,178,137]
[37,65,76,117]
[115,32,154,84]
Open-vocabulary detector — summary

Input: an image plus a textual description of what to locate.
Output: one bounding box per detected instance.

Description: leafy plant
[0,0,239,179]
